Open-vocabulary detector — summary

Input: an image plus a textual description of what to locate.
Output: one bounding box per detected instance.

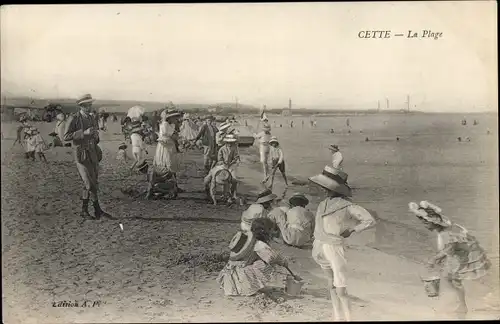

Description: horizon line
[0,93,496,114]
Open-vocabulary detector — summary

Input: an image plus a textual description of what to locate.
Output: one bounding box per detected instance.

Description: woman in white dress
[146,110,183,199]
[179,113,199,149]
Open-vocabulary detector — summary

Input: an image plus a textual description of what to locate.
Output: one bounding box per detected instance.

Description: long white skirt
[153,141,179,173]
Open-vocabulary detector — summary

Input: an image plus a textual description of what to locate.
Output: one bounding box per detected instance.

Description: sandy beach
[2,114,499,323]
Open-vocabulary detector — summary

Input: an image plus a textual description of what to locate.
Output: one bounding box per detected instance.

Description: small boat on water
[220,119,255,147]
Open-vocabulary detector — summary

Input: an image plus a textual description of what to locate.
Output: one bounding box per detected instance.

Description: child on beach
[24,128,36,160]
[216,218,290,296]
[309,166,376,321]
[329,144,343,170]
[129,121,149,173]
[409,201,491,317]
[116,143,129,161]
[13,117,30,148]
[262,136,288,189]
[27,128,48,162]
[240,189,278,232]
[215,122,232,150]
[253,124,272,180]
[267,193,314,248]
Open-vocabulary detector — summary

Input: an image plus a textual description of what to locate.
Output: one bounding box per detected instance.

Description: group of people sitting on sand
[214,116,491,321]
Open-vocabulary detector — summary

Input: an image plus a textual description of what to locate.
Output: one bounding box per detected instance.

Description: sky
[0,2,497,112]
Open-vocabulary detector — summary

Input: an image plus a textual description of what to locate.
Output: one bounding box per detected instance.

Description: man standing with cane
[64,94,112,220]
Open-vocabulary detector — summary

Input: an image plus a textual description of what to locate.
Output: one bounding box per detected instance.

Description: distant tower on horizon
[289,98,292,110]
[377,100,381,112]
[406,94,410,113]
[386,98,390,110]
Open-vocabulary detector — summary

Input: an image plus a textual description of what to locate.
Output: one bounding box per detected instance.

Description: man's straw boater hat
[269,136,279,144]
[255,189,277,204]
[289,193,309,207]
[76,94,96,106]
[408,201,452,228]
[309,165,352,197]
[223,134,238,143]
[228,231,257,261]
[219,122,231,132]
[329,144,339,152]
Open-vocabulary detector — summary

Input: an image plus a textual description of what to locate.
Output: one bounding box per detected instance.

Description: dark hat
[118,143,128,150]
[255,189,277,204]
[329,144,339,151]
[289,193,309,207]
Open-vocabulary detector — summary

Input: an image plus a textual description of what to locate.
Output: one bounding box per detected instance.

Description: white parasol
[127,105,145,120]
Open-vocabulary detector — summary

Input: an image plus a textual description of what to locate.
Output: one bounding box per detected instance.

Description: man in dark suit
[64,94,112,220]
[193,115,218,173]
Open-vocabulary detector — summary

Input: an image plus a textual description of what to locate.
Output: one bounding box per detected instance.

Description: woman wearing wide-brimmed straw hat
[329,144,343,170]
[147,109,184,199]
[63,94,112,220]
[309,165,376,321]
[216,218,290,296]
[178,113,199,149]
[409,201,491,317]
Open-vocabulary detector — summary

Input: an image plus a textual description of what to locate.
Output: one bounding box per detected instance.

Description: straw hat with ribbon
[289,193,309,207]
[223,133,238,143]
[309,165,352,197]
[269,136,279,144]
[408,201,452,228]
[219,122,231,132]
[76,94,95,106]
[228,231,257,261]
[255,189,277,204]
[329,144,339,152]
[161,109,182,121]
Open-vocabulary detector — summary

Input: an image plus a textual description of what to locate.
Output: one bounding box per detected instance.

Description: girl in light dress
[409,201,491,317]
[217,218,289,296]
[179,114,200,149]
[26,128,48,162]
[129,122,149,174]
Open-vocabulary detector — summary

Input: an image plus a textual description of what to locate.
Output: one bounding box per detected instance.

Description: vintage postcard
[1,2,498,322]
